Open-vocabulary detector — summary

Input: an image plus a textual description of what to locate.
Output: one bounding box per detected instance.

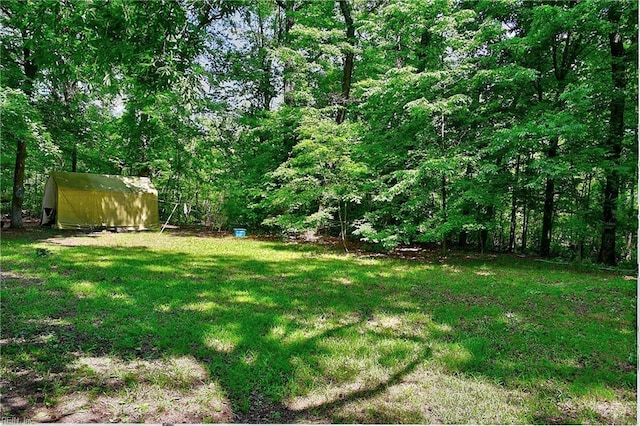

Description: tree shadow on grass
[1,231,637,424]
[2,240,438,422]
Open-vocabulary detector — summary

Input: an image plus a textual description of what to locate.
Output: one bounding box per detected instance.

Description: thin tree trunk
[71,144,78,172]
[442,173,447,254]
[256,9,274,111]
[138,112,151,177]
[625,232,633,261]
[508,155,521,252]
[458,163,473,248]
[440,114,447,254]
[276,0,296,105]
[578,173,592,260]
[499,210,506,251]
[540,137,558,257]
[521,198,529,253]
[598,7,626,266]
[395,31,404,69]
[338,200,349,253]
[479,205,494,254]
[62,81,79,172]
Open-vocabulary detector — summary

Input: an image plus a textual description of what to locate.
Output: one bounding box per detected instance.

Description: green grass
[1,228,637,423]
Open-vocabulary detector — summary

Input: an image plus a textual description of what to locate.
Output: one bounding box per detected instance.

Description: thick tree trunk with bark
[538,24,581,257]
[11,46,38,228]
[598,11,626,266]
[10,140,27,228]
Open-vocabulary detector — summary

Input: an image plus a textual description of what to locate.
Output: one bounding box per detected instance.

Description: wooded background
[1,0,637,266]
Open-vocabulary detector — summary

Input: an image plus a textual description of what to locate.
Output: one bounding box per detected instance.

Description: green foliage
[0,0,636,262]
[262,110,367,234]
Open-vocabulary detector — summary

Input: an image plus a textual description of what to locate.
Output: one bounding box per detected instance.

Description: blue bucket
[233,228,247,238]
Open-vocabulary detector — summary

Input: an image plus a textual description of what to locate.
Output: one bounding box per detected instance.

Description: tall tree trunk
[540,137,558,257]
[479,228,488,254]
[479,205,494,254]
[508,155,521,252]
[11,46,38,229]
[521,154,531,254]
[71,144,78,172]
[458,230,467,247]
[276,0,296,105]
[521,197,529,253]
[416,29,431,73]
[440,114,448,254]
[62,81,79,172]
[10,139,27,228]
[598,7,626,266]
[442,173,447,253]
[538,23,581,256]
[458,163,473,248]
[256,9,274,111]
[578,173,592,260]
[395,31,404,69]
[338,200,349,253]
[336,0,355,124]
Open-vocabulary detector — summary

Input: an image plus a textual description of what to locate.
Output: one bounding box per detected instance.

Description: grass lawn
[0,228,637,424]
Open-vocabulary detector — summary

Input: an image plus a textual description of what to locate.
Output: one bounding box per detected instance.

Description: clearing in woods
[0,228,636,424]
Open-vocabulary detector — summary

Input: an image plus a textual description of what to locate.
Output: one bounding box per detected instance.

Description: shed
[41,172,159,230]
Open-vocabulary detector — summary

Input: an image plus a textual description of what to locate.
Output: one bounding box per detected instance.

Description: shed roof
[50,172,157,194]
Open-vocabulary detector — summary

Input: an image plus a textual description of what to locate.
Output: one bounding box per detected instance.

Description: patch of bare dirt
[0,270,44,287]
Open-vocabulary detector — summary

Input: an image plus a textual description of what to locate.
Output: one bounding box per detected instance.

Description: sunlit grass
[1,228,636,424]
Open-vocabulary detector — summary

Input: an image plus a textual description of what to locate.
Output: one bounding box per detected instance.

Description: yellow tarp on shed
[41,172,159,230]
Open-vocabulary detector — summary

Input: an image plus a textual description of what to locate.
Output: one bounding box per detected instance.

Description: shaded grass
[0,228,637,423]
